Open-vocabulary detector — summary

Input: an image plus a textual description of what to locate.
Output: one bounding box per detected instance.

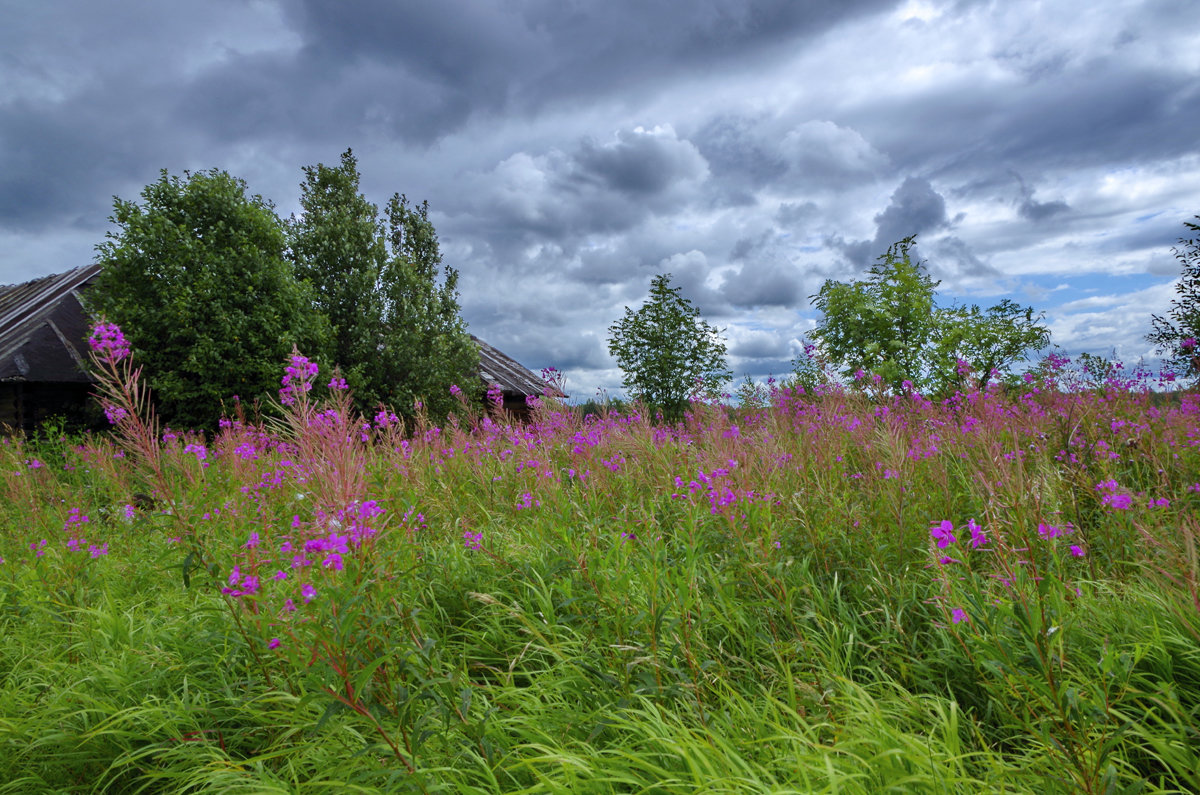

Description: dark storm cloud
[721,259,804,308]
[872,176,948,248]
[869,62,1200,185]
[282,0,897,135]
[839,176,951,266]
[0,95,178,231]
[455,126,708,256]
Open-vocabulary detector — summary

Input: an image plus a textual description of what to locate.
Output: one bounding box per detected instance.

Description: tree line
[610,218,1200,418]
[89,150,477,429]
[91,152,1200,429]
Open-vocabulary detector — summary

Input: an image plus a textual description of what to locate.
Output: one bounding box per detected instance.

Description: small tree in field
[607,273,730,421]
[811,236,1049,394]
[1147,216,1200,383]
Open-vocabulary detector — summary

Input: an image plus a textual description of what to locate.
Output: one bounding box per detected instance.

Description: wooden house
[0,264,102,432]
[0,265,561,432]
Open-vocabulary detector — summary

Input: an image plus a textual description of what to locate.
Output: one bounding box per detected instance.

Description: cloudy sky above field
[2,0,1199,398]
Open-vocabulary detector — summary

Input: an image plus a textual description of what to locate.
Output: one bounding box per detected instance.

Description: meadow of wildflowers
[0,325,1198,793]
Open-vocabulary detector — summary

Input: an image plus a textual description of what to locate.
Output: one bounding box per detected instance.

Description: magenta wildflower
[123,504,136,520]
[967,518,988,549]
[328,376,348,390]
[280,353,319,406]
[244,531,260,549]
[301,583,316,603]
[88,543,108,558]
[268,638,282,650]
[1070,545,1085,557]
[486,383,504,407]
[88,322,131,363]
[1101,493,1133,510]
[951,608,969,624]
[930,520,956,549]
[273,569,288,581]
[463,530,483,550]
[1038,522,1063,540]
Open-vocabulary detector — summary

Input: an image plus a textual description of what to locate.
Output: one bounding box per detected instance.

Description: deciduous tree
[1147,216,1200,383]
[607,273,730,421]
[90,169,322,429]
[809,237,1049,393]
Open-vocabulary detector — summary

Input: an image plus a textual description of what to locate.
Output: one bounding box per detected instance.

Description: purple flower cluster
[279,353,319,406]
[88,322,131,364]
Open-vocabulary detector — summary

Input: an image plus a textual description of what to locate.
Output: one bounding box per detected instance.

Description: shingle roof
[0,266,562,400]
[0,264,102,382]
[473,335,565,398]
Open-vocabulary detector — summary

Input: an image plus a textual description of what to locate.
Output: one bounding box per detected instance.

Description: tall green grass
[1,354,1198,792]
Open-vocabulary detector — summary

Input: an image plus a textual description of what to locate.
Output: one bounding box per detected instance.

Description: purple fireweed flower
[123,504,136,520]
[244,532,260,549]
[183,443,207,461]
[1070,545,1085,557]
[327,376,348,390]
[26,458,43,469]
[268,638,282,650]
[1038,522,1064,540]
[952,608,969,625]
[1102,493,1133,510]
[88,322,131,363]
[280,353,318,406]
[88,543,108,558]
[967,518,988,548]
[449,384,462,397]
[486,383,503,407]
[103,403,128,425]
[273,569,288,581]
[463,530,483,550]
[930,520,956,549]
[938,555,960,565]
[301,583,316,603]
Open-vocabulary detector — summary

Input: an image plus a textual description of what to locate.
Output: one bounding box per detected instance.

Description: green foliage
[377,194,478,421]
[3,365,1200,792]
[288,150,477,418]
[811,236,1049,393]
[89,169,322,429]
[287,149,387,402]
[607,273,730,421]
[1147,216,1200,383]
[934,299,1051,392]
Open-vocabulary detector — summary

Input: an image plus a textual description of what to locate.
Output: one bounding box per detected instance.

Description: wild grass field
[2,344,1199,793]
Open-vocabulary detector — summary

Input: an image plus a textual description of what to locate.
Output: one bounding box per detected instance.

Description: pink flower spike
[268,638,282,650]
[1070,545,1085,558]
[301,583,316,603]
[952,608,969,624]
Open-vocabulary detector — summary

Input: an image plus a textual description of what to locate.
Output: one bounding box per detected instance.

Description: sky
[3,0,1199,400]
